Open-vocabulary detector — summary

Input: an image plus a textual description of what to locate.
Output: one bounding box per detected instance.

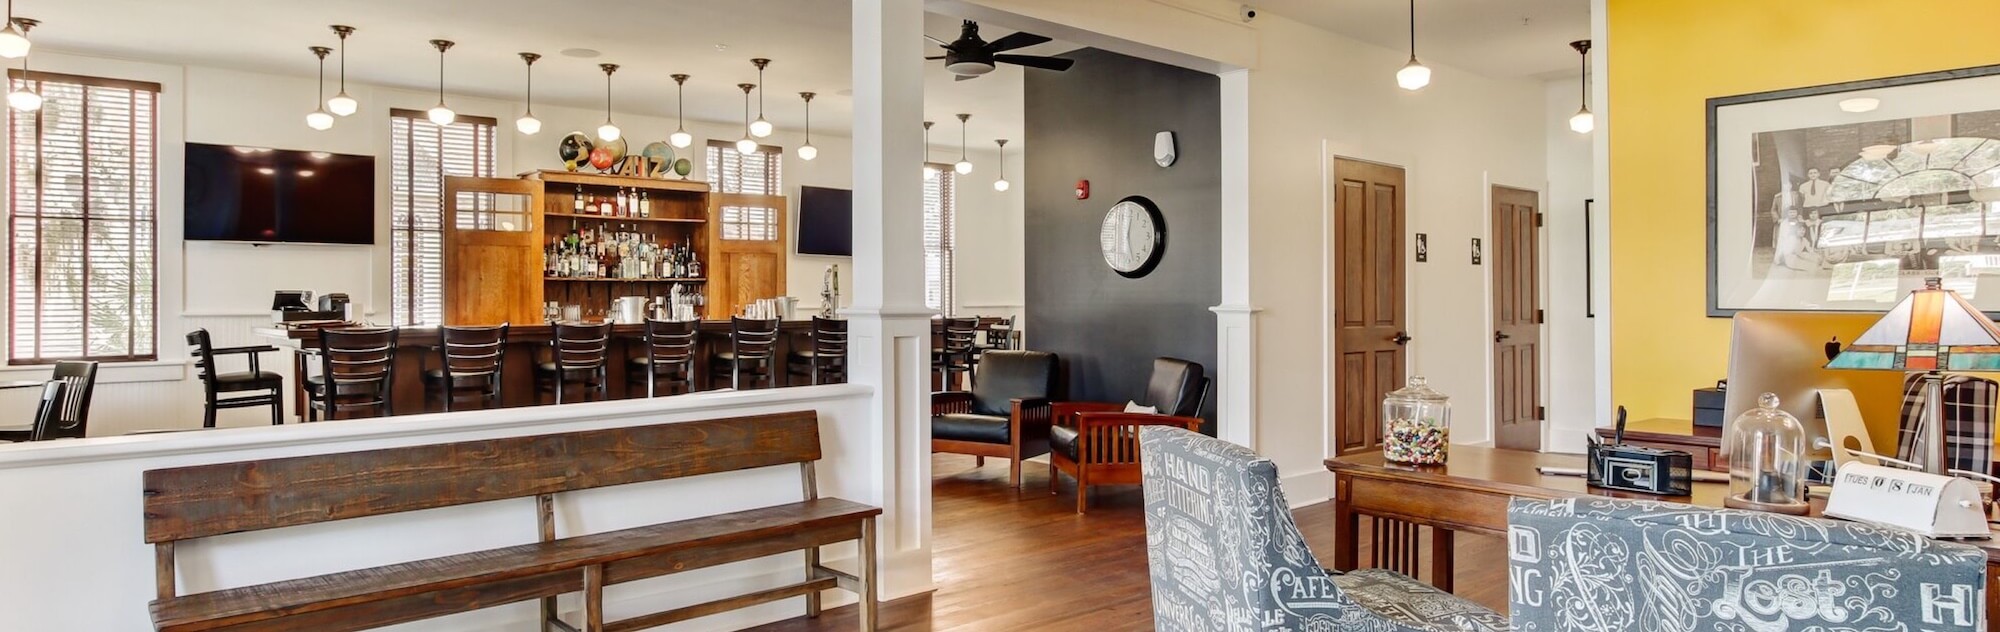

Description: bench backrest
[142,411,820,544]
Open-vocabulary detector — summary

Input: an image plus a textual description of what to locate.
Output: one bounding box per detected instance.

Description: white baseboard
[1280,468,1332,508]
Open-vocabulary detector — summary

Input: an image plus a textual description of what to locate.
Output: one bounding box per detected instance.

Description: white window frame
[389,109,496,327]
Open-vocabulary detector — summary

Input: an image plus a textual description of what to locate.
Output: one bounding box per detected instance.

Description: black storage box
[1693,380,1726,428]
[1588,441,1694,496]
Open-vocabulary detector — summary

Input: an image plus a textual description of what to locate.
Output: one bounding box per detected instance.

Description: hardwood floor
[748,454,1508,631]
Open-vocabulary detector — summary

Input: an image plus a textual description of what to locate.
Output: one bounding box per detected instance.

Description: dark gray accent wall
[1024,47,1221,427]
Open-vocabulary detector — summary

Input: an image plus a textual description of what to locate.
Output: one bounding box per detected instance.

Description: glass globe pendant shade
[597,122,621,141]
[737,137,758,155]
[0,25,28,60]
[670,130,693,149]
[306,109,335,131]
[954,160,973,175]
[1569,108,1594,134]
[516,114,542,135]
[427,104,455,126]
[1396,58,1430,91]
[797,144,817,161]
[750,118,773,138]
[7,87,39,112]
[327,92,357,117]
[994,179,1010,192]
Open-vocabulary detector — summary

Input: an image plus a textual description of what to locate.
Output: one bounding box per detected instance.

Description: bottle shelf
[544,277,708,283]
[546,211,706,224]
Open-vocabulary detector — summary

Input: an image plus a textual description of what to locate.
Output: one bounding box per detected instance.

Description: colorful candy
[1384,417,1449,465]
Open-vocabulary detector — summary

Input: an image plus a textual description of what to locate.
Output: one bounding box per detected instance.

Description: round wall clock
[1100,195,1165,278]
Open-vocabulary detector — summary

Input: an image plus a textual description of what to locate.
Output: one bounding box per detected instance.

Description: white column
[1212,68,1260,449]
[848,0,936,600]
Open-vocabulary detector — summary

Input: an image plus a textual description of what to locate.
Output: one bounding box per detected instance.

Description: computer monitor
[1724,311,1907,461]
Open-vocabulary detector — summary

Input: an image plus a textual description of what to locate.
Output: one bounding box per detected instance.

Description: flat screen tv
[796,185,853,257]
[184,143,375,244]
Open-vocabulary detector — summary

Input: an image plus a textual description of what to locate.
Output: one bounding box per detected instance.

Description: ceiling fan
[926,20,1074,81]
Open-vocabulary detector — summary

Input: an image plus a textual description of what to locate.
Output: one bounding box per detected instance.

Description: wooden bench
[141,411,878,632]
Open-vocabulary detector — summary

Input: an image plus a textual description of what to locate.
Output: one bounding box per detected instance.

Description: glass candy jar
[1383,376,1451,465]
[1724,393,1810,515]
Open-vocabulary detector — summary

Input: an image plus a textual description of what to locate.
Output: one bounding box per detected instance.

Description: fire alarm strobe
[1075,180,1090,200]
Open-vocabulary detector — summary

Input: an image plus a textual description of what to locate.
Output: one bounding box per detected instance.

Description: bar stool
[932,317,978,391]
[305,327,398,421]
[787,316,848,385]
[186,329,284,427]
[710,317,780,390]
[423,323,509,412]
[628,318,698,397]
[536,321,611,404]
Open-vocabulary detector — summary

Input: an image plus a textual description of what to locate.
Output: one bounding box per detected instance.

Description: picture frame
[1707,63,2000,317]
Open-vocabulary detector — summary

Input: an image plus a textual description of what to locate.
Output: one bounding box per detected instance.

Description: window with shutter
[8,71,160,364]
[924,165,956,314]
[705,141,783,240]
[390,109,496,327]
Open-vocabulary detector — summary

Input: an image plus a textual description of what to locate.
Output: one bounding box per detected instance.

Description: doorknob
[1391,331,1412,346]
[1495,331,1511,343]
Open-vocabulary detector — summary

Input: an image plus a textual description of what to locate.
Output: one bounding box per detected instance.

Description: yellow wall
[1609,0,2000,419]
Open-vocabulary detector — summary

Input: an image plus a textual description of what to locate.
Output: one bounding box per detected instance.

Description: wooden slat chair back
[42,361,95,439]
[714,317,782,390]
[141,411,880,632]
[312,327,399,421]
[543,321,612,404]
[808,317,848,385]
[635,318,698,397]
[429,323,509,411]
[26,380,67,441]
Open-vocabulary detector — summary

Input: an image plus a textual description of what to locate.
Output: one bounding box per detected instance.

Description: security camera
[1240,4,1257,22]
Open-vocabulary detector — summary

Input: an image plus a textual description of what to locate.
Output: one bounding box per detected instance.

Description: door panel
[1332,158,1408,456]
[442,176,543,326]
[1492,185,1542,451]
[707,192,788,319]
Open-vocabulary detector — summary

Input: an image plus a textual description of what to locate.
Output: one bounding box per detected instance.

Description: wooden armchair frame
[931,391,1053,488]
[1049,402,1201,512]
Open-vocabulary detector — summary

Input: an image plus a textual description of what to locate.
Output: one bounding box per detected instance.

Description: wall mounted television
[184,143,375,244]
[796,185,853,257]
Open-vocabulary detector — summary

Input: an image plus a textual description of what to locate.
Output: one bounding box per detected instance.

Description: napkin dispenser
[1823,462,1990,538]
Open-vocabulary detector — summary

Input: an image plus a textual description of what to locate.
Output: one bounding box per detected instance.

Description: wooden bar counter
[255,321,819,419]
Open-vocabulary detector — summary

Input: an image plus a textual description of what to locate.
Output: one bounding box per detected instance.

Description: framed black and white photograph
[1708,63,2000,316]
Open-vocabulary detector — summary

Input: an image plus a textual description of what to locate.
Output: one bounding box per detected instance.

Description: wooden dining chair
[423,323,509,412]
[710,317,780,390]
[536,321,611,404]
[932,317,979,391]
[629,318,698,397]
[186,329,284,428]
[306,327,399,421]
[787,316,847,385]
[24,380,67,441]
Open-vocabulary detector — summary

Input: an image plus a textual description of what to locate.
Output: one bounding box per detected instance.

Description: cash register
[271,290,347,324]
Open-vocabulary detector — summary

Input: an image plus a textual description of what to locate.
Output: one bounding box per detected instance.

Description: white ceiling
[1254,0,1591,79]
[21,0,1060,143]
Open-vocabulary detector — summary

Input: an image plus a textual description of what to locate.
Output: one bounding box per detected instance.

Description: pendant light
[953,113,973,175]
[736,83,759,155]
[305,46,335,131]
[426,39,455,126]
[1395,0,1430,91]
[796,92,818,161]
[749,58,773,138]
[992,139,1010,191]
[596,63,621,141]
[669,74,693,148]
[923,121,937,180]
[326,25,358,116]
[514,52,542,135]
[0,1,29,60]
[3,18,33,112]
[1568,39,1594,134]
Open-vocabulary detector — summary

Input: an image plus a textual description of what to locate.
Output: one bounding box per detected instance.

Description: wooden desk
[1325,445,2000,629]
[1592,417,1724,471]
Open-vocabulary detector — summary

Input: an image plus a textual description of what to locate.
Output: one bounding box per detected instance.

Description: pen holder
[1588,441,1694,496]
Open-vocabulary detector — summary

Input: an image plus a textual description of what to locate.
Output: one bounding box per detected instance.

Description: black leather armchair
[1048,357,1209,512]
[931,350,1058,488]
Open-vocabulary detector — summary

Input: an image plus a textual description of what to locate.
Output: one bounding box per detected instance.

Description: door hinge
[1535,309,1545,324]
[1535,212,1544,228]
[1537,405,1546,420]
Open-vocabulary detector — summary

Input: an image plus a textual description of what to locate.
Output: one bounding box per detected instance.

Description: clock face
[1100,197,1165,278]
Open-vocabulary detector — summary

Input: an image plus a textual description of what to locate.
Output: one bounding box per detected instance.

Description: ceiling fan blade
[995,54,1075,72]
[926,34,951,47]
[986,31,1052,53]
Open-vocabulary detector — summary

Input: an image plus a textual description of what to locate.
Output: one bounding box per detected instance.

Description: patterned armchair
[1507,497,1987,632]
[1137,426,1506,632]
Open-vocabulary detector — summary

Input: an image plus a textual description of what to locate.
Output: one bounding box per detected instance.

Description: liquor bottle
[637,191,650,218]
[573,185,585,214]
[615,188,628,217]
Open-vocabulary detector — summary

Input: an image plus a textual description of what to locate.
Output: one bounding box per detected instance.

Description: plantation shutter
[390,109,496,326]
[706,140,783,240]
[923,165,956,314]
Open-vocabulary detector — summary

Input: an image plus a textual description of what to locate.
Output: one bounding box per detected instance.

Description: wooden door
[441,176,543,326]
[1492,186,1543,451]
[1331,159,1408,456]
[707,192,789,319]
